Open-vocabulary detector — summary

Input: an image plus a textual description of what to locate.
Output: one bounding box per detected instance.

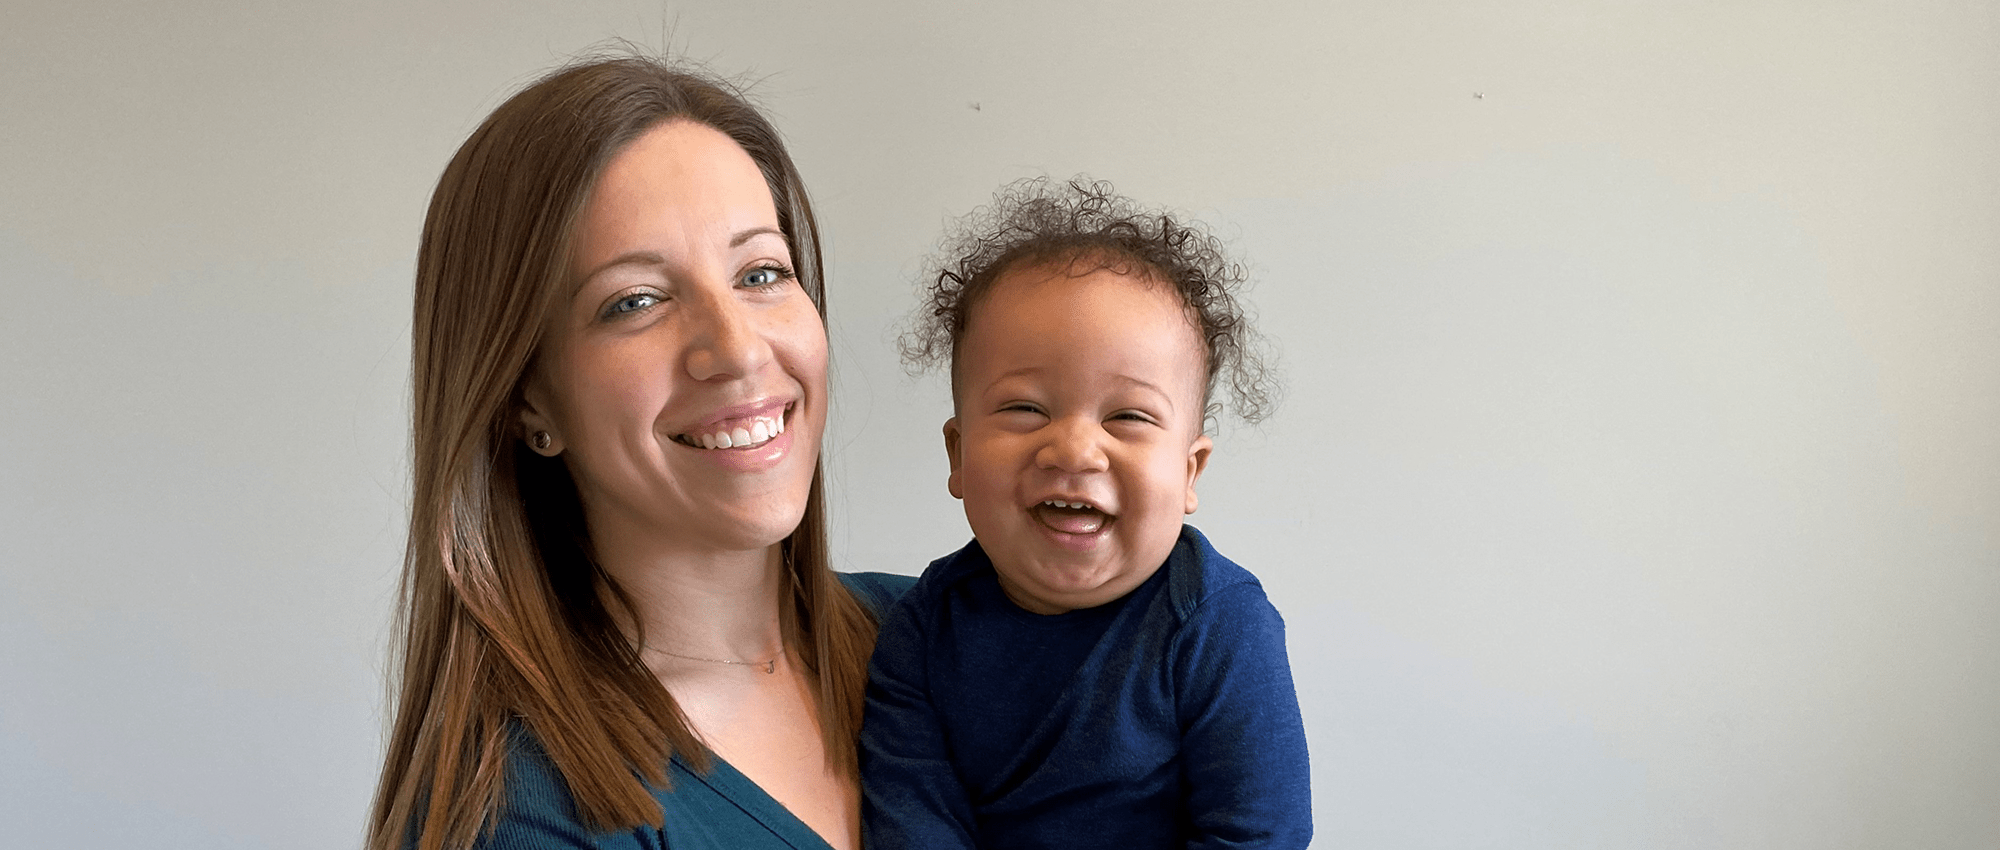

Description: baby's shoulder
[896,539,993,605]
[838,570,918,617]
[1163,525,1276,626]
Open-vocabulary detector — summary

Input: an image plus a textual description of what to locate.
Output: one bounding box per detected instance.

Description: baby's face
[945,262,1213,614]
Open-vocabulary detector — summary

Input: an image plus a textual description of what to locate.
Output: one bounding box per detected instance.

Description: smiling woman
[365,57,908,850]
[519,122,831,567]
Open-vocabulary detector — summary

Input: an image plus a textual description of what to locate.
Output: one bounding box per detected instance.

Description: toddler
[860,178,1311,848]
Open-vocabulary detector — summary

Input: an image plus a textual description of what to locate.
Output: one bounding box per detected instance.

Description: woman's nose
[683,291,773,382]
[1036,417,1109,473]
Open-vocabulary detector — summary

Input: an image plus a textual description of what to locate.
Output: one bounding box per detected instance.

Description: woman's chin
[662,497,813,557]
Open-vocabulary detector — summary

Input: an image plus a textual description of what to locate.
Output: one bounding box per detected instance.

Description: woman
[365,57,909,850]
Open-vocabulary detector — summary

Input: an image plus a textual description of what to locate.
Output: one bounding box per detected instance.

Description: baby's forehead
[954,261,1212,388]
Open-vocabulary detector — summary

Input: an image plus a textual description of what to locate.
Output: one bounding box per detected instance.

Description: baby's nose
[1036,419,1109,473]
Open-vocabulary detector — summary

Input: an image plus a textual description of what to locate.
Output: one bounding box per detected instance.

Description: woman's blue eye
[742,265,792,288]
[608,293,659,315]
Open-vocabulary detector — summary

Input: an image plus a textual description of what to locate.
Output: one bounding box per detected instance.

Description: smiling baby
[860,178,1311,848]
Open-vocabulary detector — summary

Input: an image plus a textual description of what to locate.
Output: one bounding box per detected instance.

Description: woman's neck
[591,528,790,661]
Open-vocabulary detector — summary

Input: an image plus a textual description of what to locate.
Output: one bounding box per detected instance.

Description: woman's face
[521,120,828,559]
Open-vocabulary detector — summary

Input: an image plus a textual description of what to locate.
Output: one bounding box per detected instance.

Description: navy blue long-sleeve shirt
[860,526,1311,849]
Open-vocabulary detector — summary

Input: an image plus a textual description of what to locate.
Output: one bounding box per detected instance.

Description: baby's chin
[991,557,1166,615]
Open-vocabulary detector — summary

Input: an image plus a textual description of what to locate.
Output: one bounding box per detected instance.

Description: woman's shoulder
[478,723,632,848]
[837,571,917,616]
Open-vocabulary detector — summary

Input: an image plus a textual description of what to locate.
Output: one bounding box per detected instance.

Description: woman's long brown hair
[365,56,878,850]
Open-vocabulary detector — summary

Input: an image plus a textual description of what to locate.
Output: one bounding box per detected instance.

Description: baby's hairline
[903,175,1277,430]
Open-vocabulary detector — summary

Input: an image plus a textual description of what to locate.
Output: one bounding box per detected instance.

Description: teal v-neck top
[470,571,915,850]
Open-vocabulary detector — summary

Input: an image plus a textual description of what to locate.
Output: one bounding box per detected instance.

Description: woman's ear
[518,379,564,457]
[943,417,964,499]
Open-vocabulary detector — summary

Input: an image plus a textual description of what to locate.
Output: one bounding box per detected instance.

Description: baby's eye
[1109,410,1155,423]
[605,292,661,317]
[999,402,1046,416]
[741,264,796,289]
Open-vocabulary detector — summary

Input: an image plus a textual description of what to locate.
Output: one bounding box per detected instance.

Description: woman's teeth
[685,414,785,449]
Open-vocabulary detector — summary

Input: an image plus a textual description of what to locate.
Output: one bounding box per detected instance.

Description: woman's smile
[665,399,806,475]
[669,399,793,450]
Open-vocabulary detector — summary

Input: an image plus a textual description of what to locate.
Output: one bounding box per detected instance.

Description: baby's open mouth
[1034,499,1110,535]
[671,405,790,450]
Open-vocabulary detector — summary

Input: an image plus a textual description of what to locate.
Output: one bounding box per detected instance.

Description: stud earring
[532,431,553,451]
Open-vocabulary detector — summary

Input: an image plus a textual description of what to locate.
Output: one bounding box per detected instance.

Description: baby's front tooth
[750,420,771,442]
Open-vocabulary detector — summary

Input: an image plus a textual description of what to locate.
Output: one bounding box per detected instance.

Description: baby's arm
[859,594,980,848]
[1176,582,1313,849]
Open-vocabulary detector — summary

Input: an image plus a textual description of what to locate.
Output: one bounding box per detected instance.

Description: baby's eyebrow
[983,370,1180,413]
[1110,375,1176,412]
[990,366,1046,384]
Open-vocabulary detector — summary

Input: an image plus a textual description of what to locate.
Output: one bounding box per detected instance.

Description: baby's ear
[1184,434,1213,514]
[943,417,965,500]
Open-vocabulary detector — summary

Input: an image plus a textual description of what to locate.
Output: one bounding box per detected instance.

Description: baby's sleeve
[1174,581,1313,850]
[859,592,980,849]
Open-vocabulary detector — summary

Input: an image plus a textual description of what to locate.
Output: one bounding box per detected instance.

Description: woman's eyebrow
[576,228,784,290]
[730,226,784,248]
[575,251,666,291]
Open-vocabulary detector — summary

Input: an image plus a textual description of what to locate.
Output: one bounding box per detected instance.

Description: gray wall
[3,1,1995,847]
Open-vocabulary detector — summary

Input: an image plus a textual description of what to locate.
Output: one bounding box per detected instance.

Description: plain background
[3,1,1996,847]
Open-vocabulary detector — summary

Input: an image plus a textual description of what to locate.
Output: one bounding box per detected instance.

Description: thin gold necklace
[643,644,783,674]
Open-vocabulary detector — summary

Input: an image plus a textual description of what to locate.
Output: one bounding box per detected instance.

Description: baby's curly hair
[901,176,1277,428]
